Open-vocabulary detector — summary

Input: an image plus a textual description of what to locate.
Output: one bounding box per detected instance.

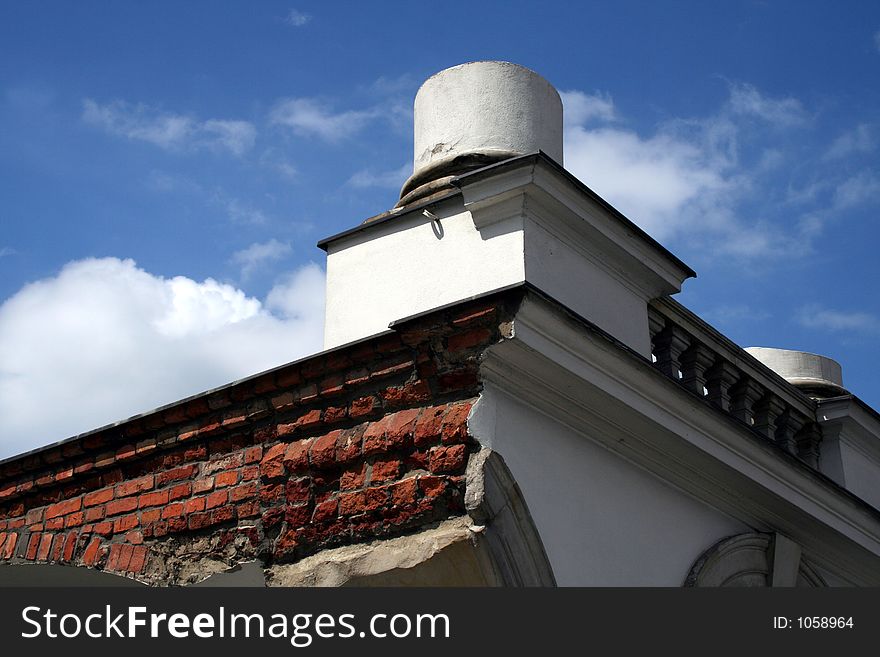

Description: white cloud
[727,82,808,126]
[833,171,880,209]
[82,99,256,155]
[0,247,15,258]
[231,239,293,280]
[285,9,311,27]
[220,196,270,225]
[560,90,616,126]
[270,98,380,141]
[825,124,875,160]
[798,304,880,333]
[0,257,325,458]
[347,163,410,190]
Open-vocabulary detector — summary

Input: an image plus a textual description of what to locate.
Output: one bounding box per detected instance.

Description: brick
[414,405,446,445]
[229,482,257,503]
[371,358,415,379]
[113,514,139,534]
[169,482,192,501]
[84,506,105,522]
[295,409,322,430]
[370,458,401,484]
[441,403,472,444]
[349,395,377,418]
[452,305,497,326]
[318,373,344,396]
[161,503,184,519]
[141,508,161,524]
[310,431,341,469]
[277,368,301,388]
[429,444,468,474]
[193,477,214,494]
[418,475,447,499]
[82,538,103,566]
[237,500,260,519]
[324,405,347,423]
[115,475,154,498]
[62,532,77,562]
[286,477,312,505]
[204,453,243,475]
[25,508,44,525]
[37,533,53,560]
[390,478,419,506]
[330,430,359,466]
[138,490,169,508]
[64,511,84,528]
[381,380,432,406]
[447,327,492,352]
[2,533,16,559]
[260,443,287,479]
[125,530,144,545]
[340,464,367,491]
[215,470,239,488]
[283,439,312,473]
[312,498,338,523]
[105,497,138,516]
[437,368,479,393]
[84,488,114,507]
[210,506,236,526]
[156,465,197,486]
[206,490,228,510]
[184,497,206,514]
[338,491,365,516]
[51,534,65,561]
[385,408,421,449]
[92,521,113,536]
[241,465,259,481]
[244,446,263,464]
[270,391,296,411]
[128,545,148,573]
[45,517,64,530]
[285,504,310,526]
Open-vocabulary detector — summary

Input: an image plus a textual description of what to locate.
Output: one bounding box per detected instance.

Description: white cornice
[476,291,880,585]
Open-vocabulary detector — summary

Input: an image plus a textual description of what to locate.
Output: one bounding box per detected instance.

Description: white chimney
[745,347,846,398]
[320,62,693,353]
[399,61,563,206]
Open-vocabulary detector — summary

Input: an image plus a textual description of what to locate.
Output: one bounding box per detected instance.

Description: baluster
[680,342,714,396]
[705,360,740,412]
[730,378,765,424]
[796,423,822,469]
[653,324,690,380]
[774,408,804,456]
[753,393,786,441]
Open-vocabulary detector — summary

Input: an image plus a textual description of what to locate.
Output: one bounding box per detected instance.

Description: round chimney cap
[399,61,563,206]
[744,347,846,398]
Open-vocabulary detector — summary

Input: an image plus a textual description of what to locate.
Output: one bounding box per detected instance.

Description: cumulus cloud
[0,258,325,458]
[561,81,867,259]
[284,9,311,27]
[727,82,808,127]
[561,90,616,126]
[82,99,256,155]
[347,163,410,190]
[824,124,875,160]
[797,304,880,333]
[270,98,380,142]
[230,238,293,280]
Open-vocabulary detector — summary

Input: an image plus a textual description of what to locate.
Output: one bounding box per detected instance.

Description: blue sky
[1,1,879,457]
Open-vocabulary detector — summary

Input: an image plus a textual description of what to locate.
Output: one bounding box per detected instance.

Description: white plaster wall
[523,217,651,356]
[324,205,525,349]
[836,440,880,511]
[471,383,749,586]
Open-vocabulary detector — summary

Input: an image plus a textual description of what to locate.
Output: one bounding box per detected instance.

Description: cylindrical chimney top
[745,347,846,398]
[398,61,563,206]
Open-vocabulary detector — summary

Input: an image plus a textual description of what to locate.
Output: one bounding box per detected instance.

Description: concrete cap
[398,61,563,206]
[745,347,846,397]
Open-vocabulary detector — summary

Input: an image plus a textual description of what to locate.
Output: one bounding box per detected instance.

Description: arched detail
[464,448,557,586]
[684,532,826,587]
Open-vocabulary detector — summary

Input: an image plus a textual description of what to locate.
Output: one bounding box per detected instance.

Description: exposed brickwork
[0,292,519,582]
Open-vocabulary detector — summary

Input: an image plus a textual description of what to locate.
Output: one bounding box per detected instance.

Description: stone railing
[648,297,821,468]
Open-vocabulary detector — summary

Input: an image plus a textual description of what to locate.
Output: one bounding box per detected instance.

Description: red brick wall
[0,293,517,583]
